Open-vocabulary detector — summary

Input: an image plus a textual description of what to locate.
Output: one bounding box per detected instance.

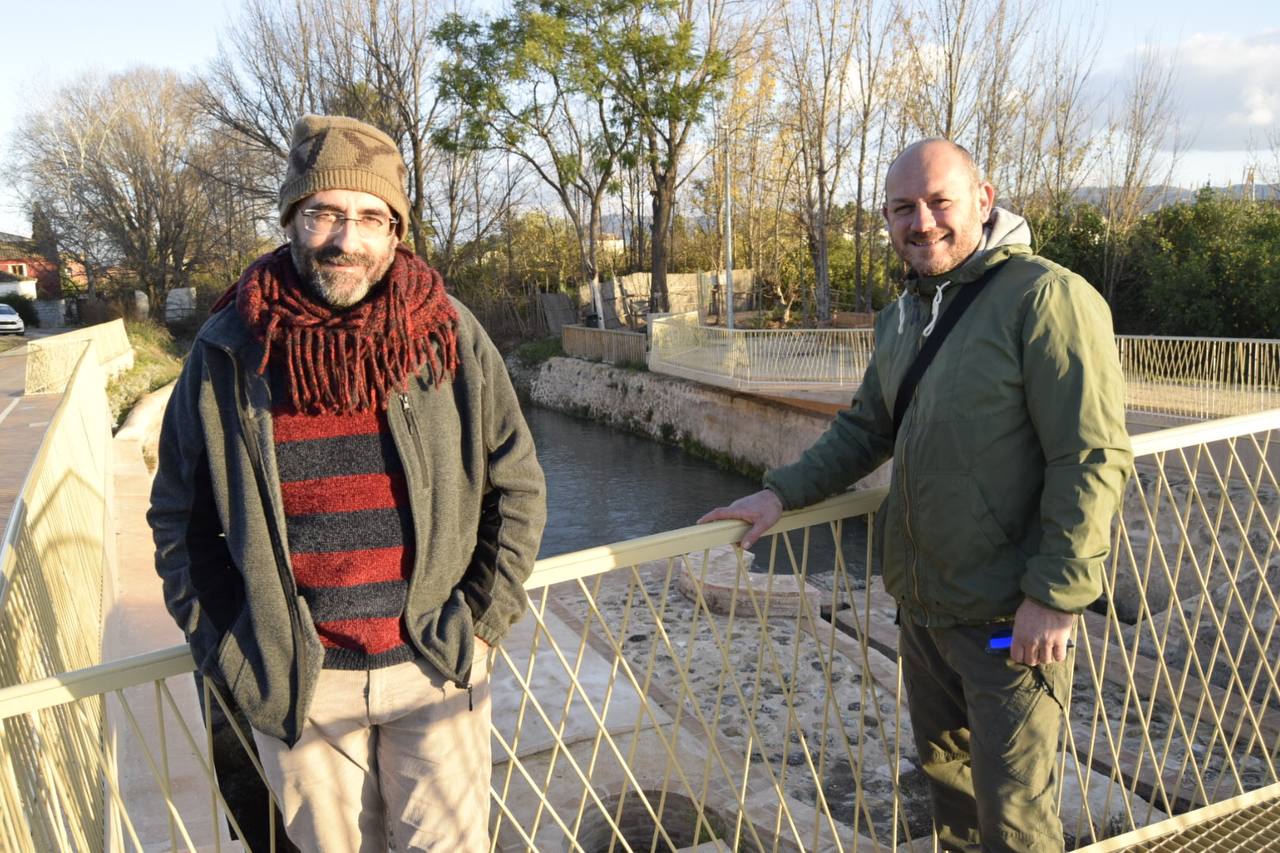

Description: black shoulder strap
[892,265,1000,435]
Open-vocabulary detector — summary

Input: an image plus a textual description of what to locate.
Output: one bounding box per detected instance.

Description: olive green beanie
[278,114,410,239]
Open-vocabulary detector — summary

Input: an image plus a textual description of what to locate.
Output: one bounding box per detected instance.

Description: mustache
[313,247,377,268]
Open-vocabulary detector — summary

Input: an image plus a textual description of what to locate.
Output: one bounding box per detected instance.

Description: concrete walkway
[0,343,64,526]
[107,407,239,852]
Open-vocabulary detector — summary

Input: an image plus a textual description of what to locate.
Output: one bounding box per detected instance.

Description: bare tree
[198,0,469,258]
[10,70,236,313]
[1099,43,1180,305]
[899,0,985,141]
[846,0,892,311]
[777,0,861,324]
[967,0,1037,183]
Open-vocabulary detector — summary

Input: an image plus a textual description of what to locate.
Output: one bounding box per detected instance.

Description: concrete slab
[493,601,670,761]
[104,434,236,851]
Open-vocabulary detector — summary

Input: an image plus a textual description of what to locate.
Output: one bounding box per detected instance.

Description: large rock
[677,545,825,619]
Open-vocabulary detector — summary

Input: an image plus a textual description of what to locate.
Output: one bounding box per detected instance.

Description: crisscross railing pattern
[647,321,1280,419]
[649,315,875,391]
[3,411,1280,850]
[1116,336,1280,420]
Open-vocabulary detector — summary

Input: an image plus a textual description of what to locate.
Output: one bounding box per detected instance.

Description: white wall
[0,278,38,299]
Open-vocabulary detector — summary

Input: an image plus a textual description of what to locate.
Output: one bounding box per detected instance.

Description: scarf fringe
[229,244,459,415]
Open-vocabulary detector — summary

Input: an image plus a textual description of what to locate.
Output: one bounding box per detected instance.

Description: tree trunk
[648,169,677,313]
[810,226,831,325]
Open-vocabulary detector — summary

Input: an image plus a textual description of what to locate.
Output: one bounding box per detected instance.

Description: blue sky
[0,0,1276,235]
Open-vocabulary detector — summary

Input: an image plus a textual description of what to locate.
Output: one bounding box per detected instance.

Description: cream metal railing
[1116,335,1280,420]
[649,314,876,392]
[0,340,113,850]
[648,320,1280,421]
[3,410,1280,850]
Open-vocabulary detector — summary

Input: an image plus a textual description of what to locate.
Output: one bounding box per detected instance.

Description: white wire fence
[648,320,1280,421]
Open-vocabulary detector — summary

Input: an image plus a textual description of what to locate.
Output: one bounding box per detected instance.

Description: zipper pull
[399,394,415,433]
[466,684,474,711]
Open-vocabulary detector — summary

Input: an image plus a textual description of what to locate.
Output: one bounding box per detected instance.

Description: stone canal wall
[509,355,889,487]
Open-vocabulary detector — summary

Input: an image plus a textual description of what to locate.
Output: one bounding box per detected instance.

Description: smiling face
[882,140,995,277]
[286,189,398,308]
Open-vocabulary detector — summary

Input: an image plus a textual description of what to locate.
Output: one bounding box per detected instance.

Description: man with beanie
[149,115,546,851]
[701,139,1131,851]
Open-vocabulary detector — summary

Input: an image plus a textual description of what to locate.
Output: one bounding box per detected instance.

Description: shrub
[511,336,563,365]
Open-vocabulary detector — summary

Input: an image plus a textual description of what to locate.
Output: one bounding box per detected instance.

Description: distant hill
[1073,184,1279,213]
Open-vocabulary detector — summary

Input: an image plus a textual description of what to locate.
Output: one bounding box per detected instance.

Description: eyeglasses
[299,208,398,238]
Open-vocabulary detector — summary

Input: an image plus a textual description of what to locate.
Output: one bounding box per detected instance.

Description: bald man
[701,139,1132,851]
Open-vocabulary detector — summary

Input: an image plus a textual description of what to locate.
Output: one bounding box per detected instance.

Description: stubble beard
[290,241,396,308]
[896,227,982,278]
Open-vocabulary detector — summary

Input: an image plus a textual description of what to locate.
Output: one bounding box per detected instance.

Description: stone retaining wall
[511,355,889,488]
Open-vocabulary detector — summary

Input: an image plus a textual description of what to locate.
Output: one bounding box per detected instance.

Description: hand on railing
[696,488,784,549]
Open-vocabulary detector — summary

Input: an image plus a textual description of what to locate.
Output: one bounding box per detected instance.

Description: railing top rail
[0,645,194,720]
[528,486,887,590]
[0,487,889,720]
[650,316,875,339]
[1116,333,1280,346]
[1130,407,1280,455]
[652,319,1279,348]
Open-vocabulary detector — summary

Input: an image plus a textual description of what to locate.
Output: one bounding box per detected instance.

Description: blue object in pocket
[985,626,1013,655]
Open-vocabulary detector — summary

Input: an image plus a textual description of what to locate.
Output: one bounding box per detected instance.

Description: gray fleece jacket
[148,297,546,744]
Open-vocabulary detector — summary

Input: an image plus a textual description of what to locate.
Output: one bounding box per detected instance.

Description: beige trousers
[252,647,492,852]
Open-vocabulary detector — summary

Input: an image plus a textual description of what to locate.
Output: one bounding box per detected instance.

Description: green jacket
[765,214,1131,626]
[148,297,546,744]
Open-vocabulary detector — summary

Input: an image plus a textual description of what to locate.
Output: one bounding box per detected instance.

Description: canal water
[526,405,869,583]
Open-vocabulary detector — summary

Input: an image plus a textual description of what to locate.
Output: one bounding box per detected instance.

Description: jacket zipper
[900,301,928,620]
[398,393,475,697]
[230,353,310,740]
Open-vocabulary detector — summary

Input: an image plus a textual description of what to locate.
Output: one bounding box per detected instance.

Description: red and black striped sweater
[272,397,417,670]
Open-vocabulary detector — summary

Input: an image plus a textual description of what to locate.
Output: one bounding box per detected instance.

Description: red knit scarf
[218,244,459,414]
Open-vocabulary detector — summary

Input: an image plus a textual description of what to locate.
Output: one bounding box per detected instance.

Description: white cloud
[1170,29,1280,150]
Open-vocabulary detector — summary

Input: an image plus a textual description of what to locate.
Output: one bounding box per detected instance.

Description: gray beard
[290,242,389,308]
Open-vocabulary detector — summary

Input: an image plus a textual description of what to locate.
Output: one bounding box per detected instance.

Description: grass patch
[511,336,563,365]
[0,337,25,354]
[108,318,189,429]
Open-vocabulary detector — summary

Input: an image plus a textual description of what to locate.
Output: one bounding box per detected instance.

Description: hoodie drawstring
[896,291,908,334]
[921,281,951,338]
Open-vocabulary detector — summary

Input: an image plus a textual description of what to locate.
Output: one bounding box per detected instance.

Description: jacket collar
[197,304,268,369]
[906,243,1031,296]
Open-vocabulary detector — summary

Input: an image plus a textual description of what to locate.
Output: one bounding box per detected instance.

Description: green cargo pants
[899,620,1071,853]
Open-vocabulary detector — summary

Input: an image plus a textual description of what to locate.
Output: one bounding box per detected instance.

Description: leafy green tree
[606,0,735,313]
[1128,190,1280,338]
[436,0,634,323]
[1026,198,1107,290]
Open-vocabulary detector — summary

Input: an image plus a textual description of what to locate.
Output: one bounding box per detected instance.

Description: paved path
[0,344,65,527]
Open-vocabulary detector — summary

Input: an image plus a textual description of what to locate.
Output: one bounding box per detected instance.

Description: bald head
[886,139,982,193]
[882,139,995,276]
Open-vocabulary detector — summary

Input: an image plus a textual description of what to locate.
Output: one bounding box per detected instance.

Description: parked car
[0,304,25,335]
